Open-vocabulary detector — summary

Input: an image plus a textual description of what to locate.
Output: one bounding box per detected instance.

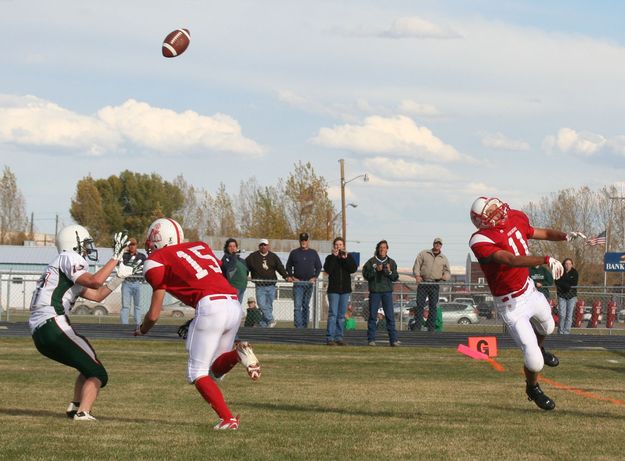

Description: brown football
[162,28,191,58]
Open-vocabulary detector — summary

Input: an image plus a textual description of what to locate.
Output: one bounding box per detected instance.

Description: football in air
[162,28,191,58]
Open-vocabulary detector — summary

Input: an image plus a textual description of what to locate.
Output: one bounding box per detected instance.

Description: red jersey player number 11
[468,196,586,412]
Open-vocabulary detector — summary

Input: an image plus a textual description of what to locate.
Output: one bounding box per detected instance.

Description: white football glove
[112,232,129,261]
[566,231,587,242]
[545,256,564,280]
[116,261,144,279]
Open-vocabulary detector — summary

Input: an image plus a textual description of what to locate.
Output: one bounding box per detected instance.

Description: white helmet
[56,224,98,261]
[470,197,510,229]
[145,218,184,253]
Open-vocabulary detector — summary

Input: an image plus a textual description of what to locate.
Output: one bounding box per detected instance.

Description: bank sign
[604,252,625,272]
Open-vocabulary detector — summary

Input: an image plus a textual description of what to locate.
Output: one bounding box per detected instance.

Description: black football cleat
[526,382,556,411]
[541,347,560,367]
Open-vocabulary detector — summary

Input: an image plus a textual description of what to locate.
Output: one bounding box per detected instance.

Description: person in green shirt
[244,298,262,327]
[221,238,249,303]
[530,265,553,300]
[344,305,356,331]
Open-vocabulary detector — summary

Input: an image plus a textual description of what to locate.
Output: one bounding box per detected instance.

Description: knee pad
[531,316,555,336]
[524,344,544,373]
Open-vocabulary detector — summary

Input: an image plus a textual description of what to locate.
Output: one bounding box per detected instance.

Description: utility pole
[338,158,368,247]
[339,159,346,242]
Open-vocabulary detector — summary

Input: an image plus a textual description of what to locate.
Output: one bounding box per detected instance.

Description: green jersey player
[29,225,134,421]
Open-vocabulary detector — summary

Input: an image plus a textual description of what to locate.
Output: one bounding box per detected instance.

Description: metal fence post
[0,272,3,322]
[6,270,12,322]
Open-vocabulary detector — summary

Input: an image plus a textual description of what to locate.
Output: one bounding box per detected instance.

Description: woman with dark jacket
[221,238,249,303]
[323,237,358,345]
[555,258,578,334]
[362,240,400,347]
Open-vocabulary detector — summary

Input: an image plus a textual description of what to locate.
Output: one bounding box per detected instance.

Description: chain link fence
[3,269,625,333]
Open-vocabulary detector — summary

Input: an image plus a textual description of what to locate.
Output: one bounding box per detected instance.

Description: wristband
[105,276,123,292]
[544,256,551,265]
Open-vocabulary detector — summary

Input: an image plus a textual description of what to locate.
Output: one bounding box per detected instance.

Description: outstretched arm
[532,228,567,241]
[485,250,546,267]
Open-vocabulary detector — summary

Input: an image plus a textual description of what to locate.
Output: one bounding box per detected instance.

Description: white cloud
[98,100,264,156]
[398,99,441,117]
[382,16,461,39]
[277,89,387,121]
[480,132,530,151]
[542,127,606,156]
[0,94,120,156]
[0,95,264,157]
[311,115,462,162]
[363,157,454,181]
[341,16,461,40]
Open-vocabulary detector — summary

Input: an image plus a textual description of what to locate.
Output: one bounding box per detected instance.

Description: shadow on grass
[236,401,422,419]
[467,403,625,420]
[608,350,625,359]
[0,407,195,425]
[586,364,625,374]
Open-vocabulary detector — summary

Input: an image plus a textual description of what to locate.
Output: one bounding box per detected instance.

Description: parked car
[162,300,195,318]
[71,300,110,316]
[477,301,495,319]
[407,301,480,325]
[437,302,480,324]
[453,297,476,307]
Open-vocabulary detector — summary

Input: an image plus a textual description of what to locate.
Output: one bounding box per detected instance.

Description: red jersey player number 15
[144,241,237,308]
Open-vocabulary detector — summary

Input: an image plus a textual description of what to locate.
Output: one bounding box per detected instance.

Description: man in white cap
[245,239,288,327]
[412,237,451,331]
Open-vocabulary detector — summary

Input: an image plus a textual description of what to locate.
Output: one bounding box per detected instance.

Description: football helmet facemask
[470,197,510,229]
[145,218,184,253]
[55,225,98,261]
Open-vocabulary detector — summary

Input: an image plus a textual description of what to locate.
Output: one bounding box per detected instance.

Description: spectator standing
[221,238,249,303]
[286,233,322,328]
[120,238,147,327]
[555,258,578,335]
[246,239,288,328]
[362,240,400,346]
[412,237,451,332]
[323,237,358,345]
[530,265,554,300]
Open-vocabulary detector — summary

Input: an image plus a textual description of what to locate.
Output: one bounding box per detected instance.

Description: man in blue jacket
[286,233,322,328]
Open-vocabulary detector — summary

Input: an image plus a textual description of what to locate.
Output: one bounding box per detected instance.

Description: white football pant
[494,279,555,372]
[185,295,242,383]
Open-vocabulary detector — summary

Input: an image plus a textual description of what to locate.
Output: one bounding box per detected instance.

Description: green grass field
[2,337,625,461]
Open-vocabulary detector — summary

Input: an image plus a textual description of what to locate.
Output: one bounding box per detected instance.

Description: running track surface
[2,322,625,350]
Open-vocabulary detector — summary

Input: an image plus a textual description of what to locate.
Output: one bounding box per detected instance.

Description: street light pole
[340,159,347,242]
[339,158,368,245]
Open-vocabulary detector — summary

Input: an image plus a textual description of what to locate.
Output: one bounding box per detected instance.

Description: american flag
[586,230,607,246]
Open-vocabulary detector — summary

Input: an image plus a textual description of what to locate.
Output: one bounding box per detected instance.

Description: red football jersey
[469,209,535,296]
[143,241,237,307]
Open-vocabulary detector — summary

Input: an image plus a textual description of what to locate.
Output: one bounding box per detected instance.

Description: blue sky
[2,1,625,268]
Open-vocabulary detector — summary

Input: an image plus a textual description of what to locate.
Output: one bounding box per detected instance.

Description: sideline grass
[1,338,625,460]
